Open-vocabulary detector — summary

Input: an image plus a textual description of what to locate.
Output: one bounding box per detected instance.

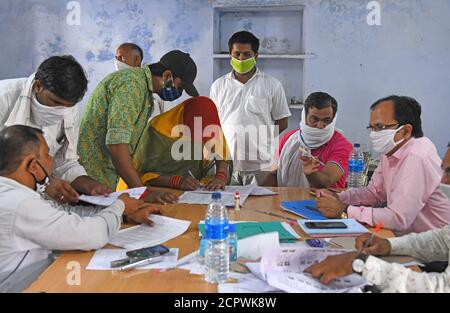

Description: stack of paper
[79,187,147,207]
[258,247,367,293]
[109,215,191,250]
[178,185,277,207]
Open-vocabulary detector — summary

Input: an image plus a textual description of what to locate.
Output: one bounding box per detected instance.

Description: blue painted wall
[0,0,449,156]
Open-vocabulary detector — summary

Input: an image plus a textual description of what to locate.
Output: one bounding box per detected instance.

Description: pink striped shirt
[339,137,450,236]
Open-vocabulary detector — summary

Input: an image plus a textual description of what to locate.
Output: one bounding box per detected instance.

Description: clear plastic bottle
[227,224,238,264]
[347,143,365,188]
[204,192,229,283]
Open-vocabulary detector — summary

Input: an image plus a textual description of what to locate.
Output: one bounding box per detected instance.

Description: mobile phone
[126,245,170,260]
[305,221,348,229]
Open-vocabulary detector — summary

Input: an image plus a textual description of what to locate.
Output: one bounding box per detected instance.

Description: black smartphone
[305,221,348,229]
[126,245,170,260]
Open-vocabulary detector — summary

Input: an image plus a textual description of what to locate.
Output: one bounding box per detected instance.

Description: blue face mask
[159,76,183,101]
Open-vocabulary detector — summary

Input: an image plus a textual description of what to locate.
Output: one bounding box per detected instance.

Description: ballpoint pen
[255,210,297,223]
[363,222,383,251]
[119,255,163,271]
[298,146,326,166]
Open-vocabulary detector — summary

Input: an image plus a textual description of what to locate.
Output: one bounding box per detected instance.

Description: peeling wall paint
[0,0,449,156]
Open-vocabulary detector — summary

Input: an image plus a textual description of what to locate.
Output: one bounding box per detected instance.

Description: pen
[119,256,163,271]
[255,210,297,223]
[363,222,383,251]
[187,170,205,189]
[298,146,326,166]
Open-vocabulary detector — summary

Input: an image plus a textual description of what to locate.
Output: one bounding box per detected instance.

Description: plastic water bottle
[347,143,365,188]
[204,192,229,283]
[228,224,238,264]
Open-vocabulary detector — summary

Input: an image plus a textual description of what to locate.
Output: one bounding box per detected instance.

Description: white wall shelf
[212,4,309,117]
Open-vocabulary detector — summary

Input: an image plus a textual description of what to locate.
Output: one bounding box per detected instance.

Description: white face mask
[115,59,133,71]
[440,183,450,200]
[369,126,404,155]
[299,109,337,149]
[31,93,74,127]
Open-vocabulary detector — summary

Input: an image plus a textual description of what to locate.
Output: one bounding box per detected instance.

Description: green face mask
[230,57,256,74]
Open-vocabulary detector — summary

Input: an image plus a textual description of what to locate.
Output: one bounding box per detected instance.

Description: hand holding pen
[355,223,391,256]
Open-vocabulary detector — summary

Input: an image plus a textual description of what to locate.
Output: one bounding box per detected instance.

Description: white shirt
[210,69,291,172]
[0,177,124,292]
[0,74,87,183]
[362,225,450,292]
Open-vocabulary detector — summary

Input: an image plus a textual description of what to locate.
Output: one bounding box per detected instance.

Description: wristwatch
[352,253,368,275]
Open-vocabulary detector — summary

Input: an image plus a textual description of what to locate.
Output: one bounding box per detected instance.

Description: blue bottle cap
[229,224,236,233]
[212,192,221,200]
[354,143,361,148]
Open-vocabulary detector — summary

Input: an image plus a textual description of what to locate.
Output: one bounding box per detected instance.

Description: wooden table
[26,187,394,293]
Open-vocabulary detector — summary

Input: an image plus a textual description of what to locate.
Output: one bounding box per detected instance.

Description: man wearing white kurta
[0,125,159,292]
[0,55,110,203]
[210,31,291,185]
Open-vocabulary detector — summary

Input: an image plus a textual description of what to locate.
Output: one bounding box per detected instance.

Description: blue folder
[280,200,327,220]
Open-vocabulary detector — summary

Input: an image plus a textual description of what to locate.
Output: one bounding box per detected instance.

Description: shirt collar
[0,176,36,193]
[390,137,415,160]
[228,67,262,83]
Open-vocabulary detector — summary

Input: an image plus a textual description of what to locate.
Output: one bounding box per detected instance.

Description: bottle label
[229,239,237,262]
[205,221,229,240]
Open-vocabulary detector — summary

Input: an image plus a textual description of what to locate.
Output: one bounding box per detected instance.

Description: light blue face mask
[159,76,183,102]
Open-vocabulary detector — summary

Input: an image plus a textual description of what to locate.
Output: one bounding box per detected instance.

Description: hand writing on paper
[119,194,161,226]
[355,234,391,256]
[304,252,358,285]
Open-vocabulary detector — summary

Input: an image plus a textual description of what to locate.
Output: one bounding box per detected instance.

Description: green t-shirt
[78,66,155,190]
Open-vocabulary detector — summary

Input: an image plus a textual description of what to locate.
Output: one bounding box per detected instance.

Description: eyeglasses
[366,123,400,132]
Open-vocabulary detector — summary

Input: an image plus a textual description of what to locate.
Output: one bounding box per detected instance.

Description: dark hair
[119,43,144,60]
[304,92,338,117]
[228,31,260,54]
[35,55,88,103]
[370,95,424,138]
[0,126,43,175]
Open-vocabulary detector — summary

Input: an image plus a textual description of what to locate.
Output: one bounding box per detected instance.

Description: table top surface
[26,187,394,293]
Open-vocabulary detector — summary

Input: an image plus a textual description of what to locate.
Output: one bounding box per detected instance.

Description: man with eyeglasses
[303,143,450,293]
[316,95,450,235]
[262,92,353,189]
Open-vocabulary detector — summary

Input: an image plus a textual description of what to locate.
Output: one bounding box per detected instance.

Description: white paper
[259,247,367,293]
[267,272,365,293]
[249,186,279,196]
[178,185,276,206]
[86,248,178,270]
[260,247,353,277]
[238,232,280,261]
[79,187,147,207]
[109,214,191,250]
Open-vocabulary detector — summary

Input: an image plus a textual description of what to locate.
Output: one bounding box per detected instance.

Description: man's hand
[355,234,391,256]
[88,183,112,196]
[119,194,161,226]
[180,176,201,191]
[46,178,80,204]
[205,178,226,191]
[314,188,339,199]
[316,192,347,218]
[145,190,178,204]
[304,252,358,285]
[300,156,321,176]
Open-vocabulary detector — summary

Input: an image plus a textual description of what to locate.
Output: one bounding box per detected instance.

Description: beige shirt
[0,177,124,292]
[362,225,450,292]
